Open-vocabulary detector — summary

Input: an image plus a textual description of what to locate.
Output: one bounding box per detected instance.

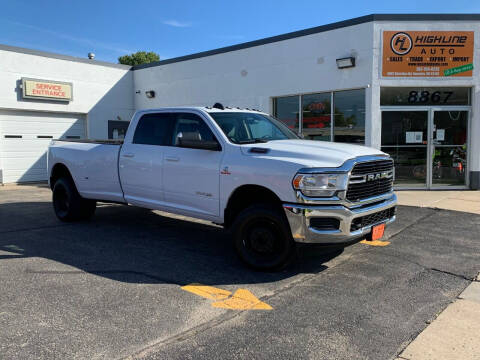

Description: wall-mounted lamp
[145,90,155,98]
[336,57,355,69]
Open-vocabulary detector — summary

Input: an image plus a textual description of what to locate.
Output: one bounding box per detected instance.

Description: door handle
[122,153,135,158]
[165,156,179,162]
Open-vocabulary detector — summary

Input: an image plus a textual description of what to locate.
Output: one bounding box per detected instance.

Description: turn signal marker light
[292,175,302,189]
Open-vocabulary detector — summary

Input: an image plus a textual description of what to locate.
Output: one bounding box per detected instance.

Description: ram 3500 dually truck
[47,106,397,270]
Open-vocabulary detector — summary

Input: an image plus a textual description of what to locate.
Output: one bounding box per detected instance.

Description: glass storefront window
[432,146,467,186]
[381,111,428,146]
[272,95,299,133]
[302,93,331,141]
[432,111,467,146]
[381,146,428,187]
[431,111,468,187]
[381,108,469,189]
[381,111,429,188]
[333,89,365,143]
[274,88,366,144]
[380,87,471,106]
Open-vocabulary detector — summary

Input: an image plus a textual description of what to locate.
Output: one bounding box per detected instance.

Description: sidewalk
[396,277,480,360]
[396,190,480,214]
[395,190,480,360]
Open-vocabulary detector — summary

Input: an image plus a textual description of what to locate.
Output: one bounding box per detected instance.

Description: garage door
[0,110,86,183]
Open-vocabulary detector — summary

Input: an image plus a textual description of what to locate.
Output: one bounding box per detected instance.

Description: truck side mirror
[176,132,221,151]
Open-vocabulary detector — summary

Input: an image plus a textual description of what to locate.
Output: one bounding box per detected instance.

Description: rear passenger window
[133,113,174,146]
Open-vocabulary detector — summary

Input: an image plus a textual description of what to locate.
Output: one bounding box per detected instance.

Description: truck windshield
[209,112,299,144]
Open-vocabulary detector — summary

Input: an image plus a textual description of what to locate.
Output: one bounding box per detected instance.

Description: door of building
[381,108,469,189]
[430,109,469,188]
[0,110,86,183]
[381,110,429,188]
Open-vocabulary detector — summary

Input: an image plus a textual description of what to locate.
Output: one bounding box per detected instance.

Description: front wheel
[53,177,96,222]
[232,204,295,271]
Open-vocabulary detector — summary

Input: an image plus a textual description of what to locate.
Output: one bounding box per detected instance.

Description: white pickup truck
[47,105,397,270]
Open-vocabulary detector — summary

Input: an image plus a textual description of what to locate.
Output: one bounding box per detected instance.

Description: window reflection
[433,111,467,145]
[302,93,331,141]
[381,146,427,187]
[273,89,365,144]
[381,111,428,146]
[432,146,467,186]
[273,95,299,132]
[333,89,365,143]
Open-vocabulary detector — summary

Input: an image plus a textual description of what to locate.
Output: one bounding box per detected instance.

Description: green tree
[118,51,160,66]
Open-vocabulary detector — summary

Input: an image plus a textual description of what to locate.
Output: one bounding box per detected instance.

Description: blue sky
[1,0,479,63]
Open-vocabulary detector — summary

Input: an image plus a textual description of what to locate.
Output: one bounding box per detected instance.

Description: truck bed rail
[53,139,124,145]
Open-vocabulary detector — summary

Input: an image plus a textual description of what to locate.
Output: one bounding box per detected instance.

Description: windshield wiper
[237,138,269,144]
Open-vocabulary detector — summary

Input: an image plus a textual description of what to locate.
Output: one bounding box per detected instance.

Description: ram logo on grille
[366,170,394,182]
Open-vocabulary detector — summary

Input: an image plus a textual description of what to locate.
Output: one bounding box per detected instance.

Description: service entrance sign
[22,78,73,101]
[382,31,474,77]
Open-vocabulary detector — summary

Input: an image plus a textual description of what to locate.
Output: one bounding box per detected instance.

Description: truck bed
[48,139,124,203]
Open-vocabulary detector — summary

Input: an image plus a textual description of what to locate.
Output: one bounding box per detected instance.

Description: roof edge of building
[0,43,132,70]
[133,13,480,71]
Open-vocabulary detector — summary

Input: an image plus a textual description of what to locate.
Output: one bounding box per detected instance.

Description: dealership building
[0,14,479,189]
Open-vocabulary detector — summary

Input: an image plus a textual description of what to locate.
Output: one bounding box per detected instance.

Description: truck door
[119,112,174,207]
[162,112,223,218]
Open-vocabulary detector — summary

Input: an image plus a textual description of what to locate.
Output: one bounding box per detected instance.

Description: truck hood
[239,139,387,168]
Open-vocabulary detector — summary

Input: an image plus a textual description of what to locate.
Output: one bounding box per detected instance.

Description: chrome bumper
[283,193,397,245]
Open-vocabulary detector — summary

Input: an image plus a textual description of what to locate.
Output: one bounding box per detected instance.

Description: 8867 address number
[408,91,453,104]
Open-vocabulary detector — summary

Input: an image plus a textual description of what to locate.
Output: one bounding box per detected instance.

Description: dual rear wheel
[52,177,96,221]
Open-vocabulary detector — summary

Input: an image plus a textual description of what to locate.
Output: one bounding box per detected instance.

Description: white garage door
[0,110,86,183]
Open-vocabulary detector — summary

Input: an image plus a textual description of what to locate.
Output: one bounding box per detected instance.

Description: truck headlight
[292,173,347,197]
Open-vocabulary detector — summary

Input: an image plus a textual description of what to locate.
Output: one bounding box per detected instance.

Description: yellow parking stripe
[212,289,273,310]
[360,239,390,246]
[181,284,272,310]
[181,283,232,300]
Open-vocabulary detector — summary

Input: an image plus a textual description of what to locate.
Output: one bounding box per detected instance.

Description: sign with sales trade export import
[22,78,73,101]
[382,31,474,77]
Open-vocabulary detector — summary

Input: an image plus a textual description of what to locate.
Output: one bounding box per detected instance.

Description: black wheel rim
[53,185,70,217]
[242,218,285,263]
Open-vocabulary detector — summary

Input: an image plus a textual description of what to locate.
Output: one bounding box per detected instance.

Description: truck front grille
[346,160,394,202]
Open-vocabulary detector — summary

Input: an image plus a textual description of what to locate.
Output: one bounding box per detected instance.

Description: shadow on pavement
[0,201,343,286]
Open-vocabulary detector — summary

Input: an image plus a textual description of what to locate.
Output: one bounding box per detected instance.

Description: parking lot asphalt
[0,185,479,359]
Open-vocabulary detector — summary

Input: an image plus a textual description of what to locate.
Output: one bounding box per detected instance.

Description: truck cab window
[173,113,217,145]
[133,113,174,146]
[209,112,298,144]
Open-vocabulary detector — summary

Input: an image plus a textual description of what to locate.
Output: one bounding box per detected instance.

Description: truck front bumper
[283,193,397,245]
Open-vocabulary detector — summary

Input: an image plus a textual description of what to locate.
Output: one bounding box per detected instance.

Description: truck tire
[52,177,96,222]
[232,204,295,271]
